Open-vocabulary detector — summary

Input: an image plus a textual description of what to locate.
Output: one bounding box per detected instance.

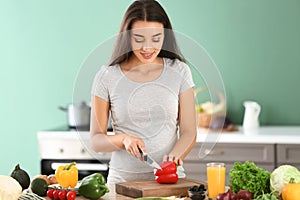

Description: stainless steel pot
[59,102,91,128]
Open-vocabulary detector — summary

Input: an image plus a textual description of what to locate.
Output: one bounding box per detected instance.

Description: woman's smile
[140,51,155,59]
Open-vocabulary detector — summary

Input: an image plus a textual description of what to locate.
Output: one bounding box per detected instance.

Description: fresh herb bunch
[253,192,278,200]
[229,161,271,198]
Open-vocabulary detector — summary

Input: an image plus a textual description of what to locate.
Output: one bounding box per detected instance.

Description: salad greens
[253,192,278,200]
[229,161,271,198]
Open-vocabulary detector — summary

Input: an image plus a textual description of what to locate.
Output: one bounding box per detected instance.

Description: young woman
[90,0,197,184]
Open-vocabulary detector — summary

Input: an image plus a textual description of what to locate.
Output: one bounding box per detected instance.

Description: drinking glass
[206,162,226,199]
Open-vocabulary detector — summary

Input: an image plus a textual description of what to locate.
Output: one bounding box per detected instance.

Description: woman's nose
[141,40,152,50]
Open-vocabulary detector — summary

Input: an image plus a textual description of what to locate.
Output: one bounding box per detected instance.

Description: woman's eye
[134,38,144,43]
[152,37,160,43]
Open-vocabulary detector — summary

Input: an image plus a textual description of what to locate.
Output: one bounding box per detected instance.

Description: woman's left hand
[163,155,183,166]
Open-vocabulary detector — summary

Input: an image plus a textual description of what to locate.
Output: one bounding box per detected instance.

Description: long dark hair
[109,0,185,66]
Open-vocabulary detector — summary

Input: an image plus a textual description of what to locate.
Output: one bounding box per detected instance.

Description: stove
[37,127,112,180]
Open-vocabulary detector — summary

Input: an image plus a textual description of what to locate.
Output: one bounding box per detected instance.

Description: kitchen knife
[138,148,162,170]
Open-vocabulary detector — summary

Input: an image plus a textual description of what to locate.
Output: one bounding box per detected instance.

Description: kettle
[59,102,91,129]
[242,101,261,131]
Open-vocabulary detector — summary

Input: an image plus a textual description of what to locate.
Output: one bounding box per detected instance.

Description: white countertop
[38,126,300,144]
[197,126,300,144]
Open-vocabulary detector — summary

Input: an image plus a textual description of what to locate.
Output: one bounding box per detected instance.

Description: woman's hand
[122,134,146,160]
[163,155,183,166]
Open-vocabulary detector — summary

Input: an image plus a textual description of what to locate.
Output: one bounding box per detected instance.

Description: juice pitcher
[242,101,261,130]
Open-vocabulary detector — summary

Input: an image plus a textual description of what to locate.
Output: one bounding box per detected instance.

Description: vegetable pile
[225,162,300,200]
[0,162,110,200]
[229,161,271,198]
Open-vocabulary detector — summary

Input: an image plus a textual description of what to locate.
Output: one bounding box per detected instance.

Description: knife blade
[138,148,162,170]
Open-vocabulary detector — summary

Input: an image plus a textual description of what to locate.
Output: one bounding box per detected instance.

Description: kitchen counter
[38,126,300,144]
[197,126,300,144]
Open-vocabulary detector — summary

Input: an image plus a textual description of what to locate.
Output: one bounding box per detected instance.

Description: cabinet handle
[204,149,224,156]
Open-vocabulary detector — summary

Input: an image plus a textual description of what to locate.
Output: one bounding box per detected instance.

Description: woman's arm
[90,95,125,152]
[90,95,146,158]
[164,87,197,164]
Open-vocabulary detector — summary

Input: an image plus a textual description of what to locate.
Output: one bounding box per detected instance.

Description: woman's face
[130,20,164,64]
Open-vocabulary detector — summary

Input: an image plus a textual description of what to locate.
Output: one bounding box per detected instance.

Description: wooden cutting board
[115,178,206,198]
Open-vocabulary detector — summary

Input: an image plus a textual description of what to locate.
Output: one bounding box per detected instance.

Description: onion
[237,190,253,200]
[230,193,238,200]
[217,191,231,200]
[217,193,226,200]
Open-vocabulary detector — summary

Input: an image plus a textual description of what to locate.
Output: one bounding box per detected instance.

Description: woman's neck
[121,55,163,71]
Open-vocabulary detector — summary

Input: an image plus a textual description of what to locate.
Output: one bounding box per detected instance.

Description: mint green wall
[1,1,299,176]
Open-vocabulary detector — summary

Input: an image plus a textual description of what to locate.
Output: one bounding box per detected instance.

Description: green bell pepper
[78,173,109,199]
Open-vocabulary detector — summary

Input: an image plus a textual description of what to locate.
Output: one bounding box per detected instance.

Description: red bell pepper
[155,173,178,184]
[155,161,178,184]
[154,161,177,176]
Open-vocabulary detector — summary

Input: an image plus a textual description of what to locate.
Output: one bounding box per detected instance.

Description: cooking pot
[59,102,91,128]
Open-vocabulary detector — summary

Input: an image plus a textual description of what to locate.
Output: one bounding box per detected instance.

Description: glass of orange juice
[206,162,226,199]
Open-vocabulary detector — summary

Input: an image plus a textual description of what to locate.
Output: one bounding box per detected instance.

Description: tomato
[66,190,77,200]
[47,189,54,198]
[53,189,60,199]
[58,190,67,200]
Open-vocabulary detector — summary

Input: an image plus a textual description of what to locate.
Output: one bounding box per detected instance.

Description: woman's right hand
[122,134,146,160]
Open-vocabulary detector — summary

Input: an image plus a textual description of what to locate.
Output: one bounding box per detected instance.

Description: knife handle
[138,147,143,157]
[138,147,147,161]
[138,147,143,154]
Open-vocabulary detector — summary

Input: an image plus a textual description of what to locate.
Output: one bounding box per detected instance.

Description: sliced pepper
[154,161,177,176]
[155,161,178,184]
[55,162,78,188]
[155,173,178,184]
[78,173,109,200]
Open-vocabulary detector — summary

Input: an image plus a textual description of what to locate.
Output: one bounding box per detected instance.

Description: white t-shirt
[91,57,194,183]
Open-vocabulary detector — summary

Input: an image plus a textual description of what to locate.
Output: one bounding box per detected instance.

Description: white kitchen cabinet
[183,143,276,184]
[276,144,300,169]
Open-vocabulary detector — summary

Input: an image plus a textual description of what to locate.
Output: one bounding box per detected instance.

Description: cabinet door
[184,143,275,163]
[277,144,300,169]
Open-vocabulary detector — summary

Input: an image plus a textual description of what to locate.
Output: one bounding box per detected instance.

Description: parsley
[253,192,278,200]
[229,161,271,198]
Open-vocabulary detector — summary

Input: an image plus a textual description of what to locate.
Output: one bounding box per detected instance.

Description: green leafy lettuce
[229,161,271,198]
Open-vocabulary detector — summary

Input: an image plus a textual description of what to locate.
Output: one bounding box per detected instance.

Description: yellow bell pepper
[55,162,78,188]
[282,178,300,200]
